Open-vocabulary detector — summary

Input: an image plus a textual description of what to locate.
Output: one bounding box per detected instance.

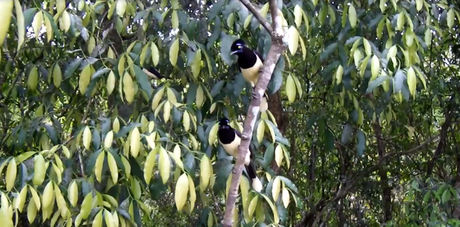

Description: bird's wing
[254,50,264,62]
[234,128,243,138]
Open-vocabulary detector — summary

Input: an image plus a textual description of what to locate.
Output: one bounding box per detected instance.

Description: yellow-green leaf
[407,67,417,98]
[14,185,27,212]
[42,181,54,208]
[14,0,24,51]
[28,66,39,91]
[275,144,284,167]
[116,0,126,17]
[248,195,259,217]
[93,210,103,227]
[169,38,180,66]
[191,49,202,79]
[282,188,290,208]
[151,42,160,66]
[172,10,179,29]
[159,147,171,184]
[336,65,343,85]
[370,55,380,81]
[199,155,211,191]
[106,71,116,95]
[28,186,41,210]
[287,26,299,55]
[144,146,159,184]
[82,126,92,150]
[163,100,171,123]
[130,127,140,158]
[68,180,78,207]
[175,173,189,211]
[286,74,296,103]
[447,9,454,29]
[80,193,93,219]
[94,151,105,182]
[208,123,219,145]
[79,64,92,94]
[6,158,17,191]
[272,176,281,201]
[151,86,165,110]
[107,152,118,183]
[33,154,46,185]
[348,4,357,28]
[256,120,265,143]
[293,5,303,28]
[123,72,135,103]
[32,11,43,39]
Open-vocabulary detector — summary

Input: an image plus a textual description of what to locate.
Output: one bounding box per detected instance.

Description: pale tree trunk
[221,0,287,225]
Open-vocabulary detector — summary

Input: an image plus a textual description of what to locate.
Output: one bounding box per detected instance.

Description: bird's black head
[230,39,246,55]
[218,118,230,126]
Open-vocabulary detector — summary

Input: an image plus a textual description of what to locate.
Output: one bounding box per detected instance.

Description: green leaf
[394,70,405,93]
[186,83,197,106]
[91,68,110,80]
[86,149,102,176]
[115,123,142,139]
[92,128,101,149]
[263,143,275,168]
[210,80,226,98]
[44,124,59,144]
[267,58,284,94]
[356,129,365,157]
[208,0,226,20]
[278,176,298,194]
[64,58,83,79]
[366,76,389,94]
[133,65,153,98]
[320,42,338,62]
[220,33,234,65]
[23,8,38,28]
[341,124,353,144]
[42,11,62,39]
[324,128,334,152]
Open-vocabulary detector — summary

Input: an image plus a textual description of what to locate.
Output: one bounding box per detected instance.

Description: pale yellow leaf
[175,173,189,211]
[5,158,17,191]
[169,38,180,66]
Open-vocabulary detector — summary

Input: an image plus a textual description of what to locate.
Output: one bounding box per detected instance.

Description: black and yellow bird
[142,66,165,79]
[230,39,268,112]
[217,117,262,192]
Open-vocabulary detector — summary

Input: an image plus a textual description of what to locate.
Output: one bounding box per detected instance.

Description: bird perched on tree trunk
[217,118,263,192]
[230,39,268,112]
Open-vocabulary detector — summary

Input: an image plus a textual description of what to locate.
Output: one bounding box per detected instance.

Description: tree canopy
[0,0,459,226]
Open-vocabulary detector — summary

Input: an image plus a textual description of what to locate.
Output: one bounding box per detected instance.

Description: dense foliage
[0,0,459,226]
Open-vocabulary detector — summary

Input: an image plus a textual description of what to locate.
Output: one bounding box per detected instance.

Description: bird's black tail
[245,161,262,192]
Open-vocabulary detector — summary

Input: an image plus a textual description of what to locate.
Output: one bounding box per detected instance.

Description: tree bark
[373,122,392,222]
[221,0,287,225]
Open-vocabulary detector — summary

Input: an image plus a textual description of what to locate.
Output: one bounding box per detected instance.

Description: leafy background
[0,0,459,226]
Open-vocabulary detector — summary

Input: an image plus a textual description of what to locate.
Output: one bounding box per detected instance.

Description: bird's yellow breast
[241,57,263,87]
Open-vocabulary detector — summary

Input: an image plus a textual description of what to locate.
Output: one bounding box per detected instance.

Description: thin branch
[238,0,274,35]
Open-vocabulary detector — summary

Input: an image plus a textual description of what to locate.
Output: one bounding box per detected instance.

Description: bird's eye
[238,45,242,49]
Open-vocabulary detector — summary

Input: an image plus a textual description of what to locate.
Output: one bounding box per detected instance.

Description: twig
[238,0,274,35]
[221,0,287,225]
